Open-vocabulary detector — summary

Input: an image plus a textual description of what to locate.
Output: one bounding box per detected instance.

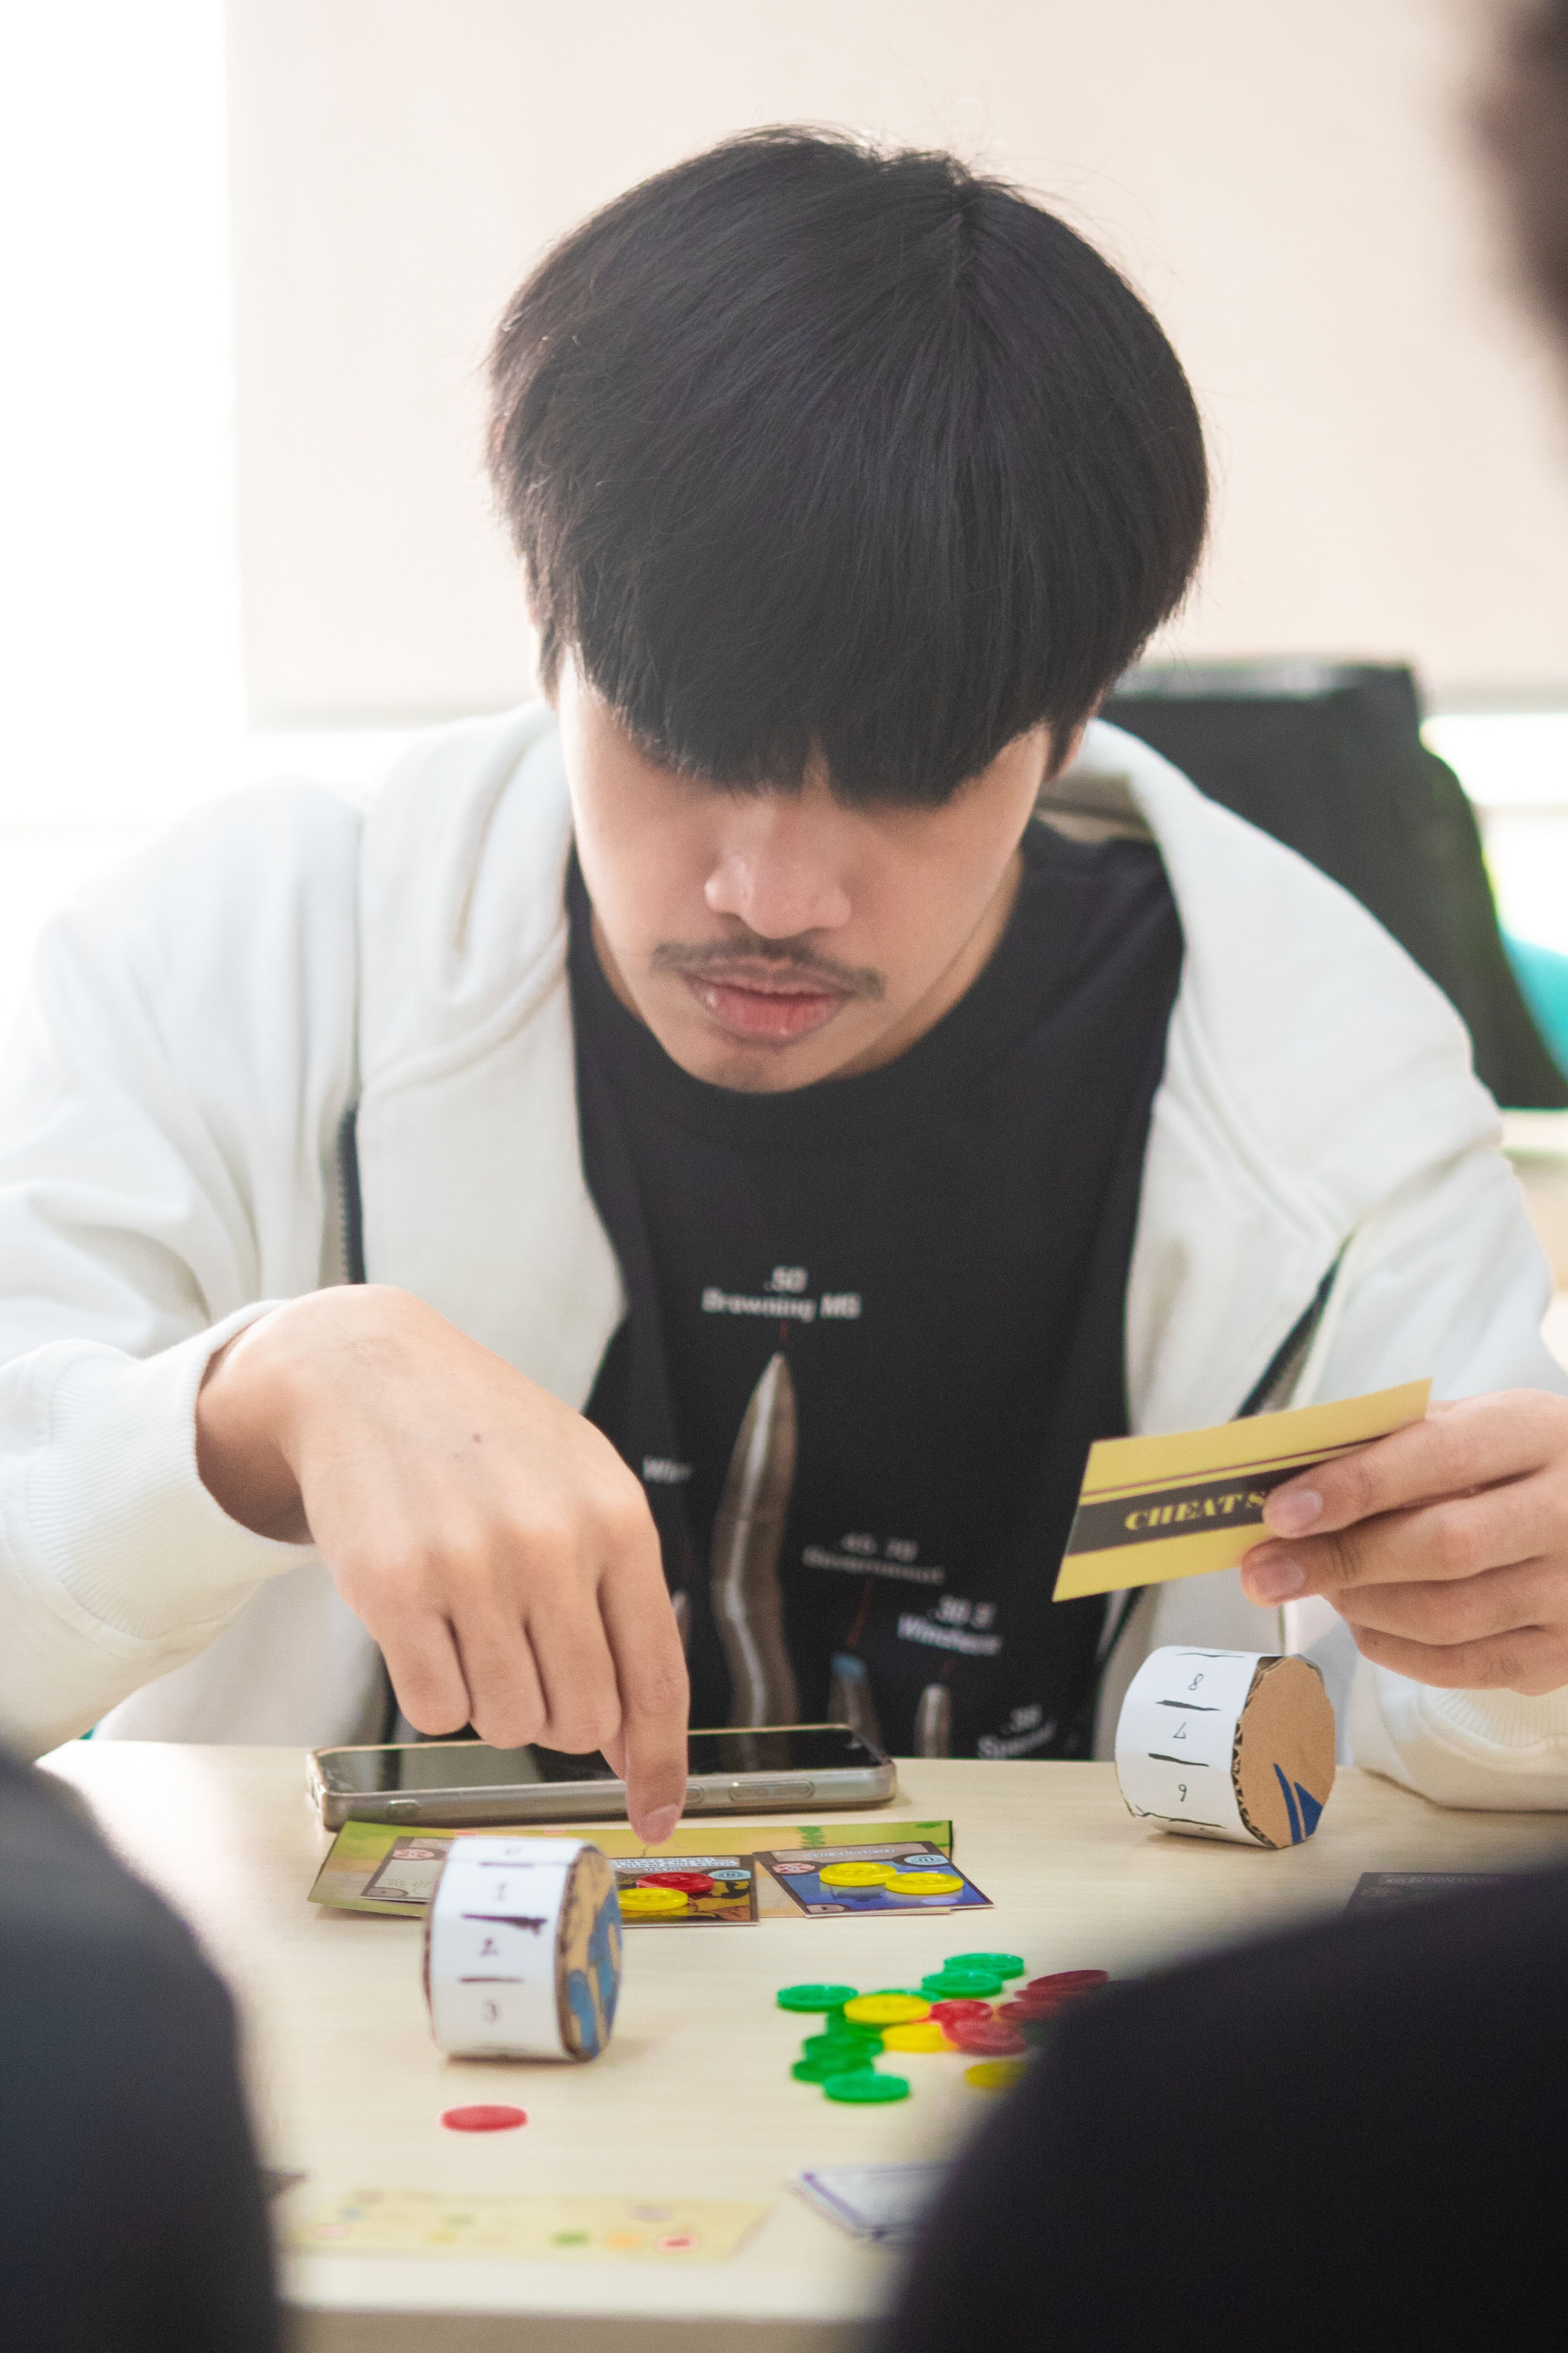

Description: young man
[2,131,1567,1842]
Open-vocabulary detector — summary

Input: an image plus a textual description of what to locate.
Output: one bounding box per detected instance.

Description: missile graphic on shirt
[711,1351,801,1733]
[913,1682,953,1760]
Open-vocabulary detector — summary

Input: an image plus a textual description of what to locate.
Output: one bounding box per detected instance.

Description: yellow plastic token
[885,1871,965,1896]
[880,2021,954,2054]
[841,1994,931,2027]
[617,1885,688,1917]
[819,1861,899,1888]
[966,2059,1029,2092]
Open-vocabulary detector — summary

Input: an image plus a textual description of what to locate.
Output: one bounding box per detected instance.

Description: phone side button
[729,1781,814,1802]
[386,1798,419,1820]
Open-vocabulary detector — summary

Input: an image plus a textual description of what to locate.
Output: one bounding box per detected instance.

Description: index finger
[599,1559,690,1844]
[1261,1392,1555,1539]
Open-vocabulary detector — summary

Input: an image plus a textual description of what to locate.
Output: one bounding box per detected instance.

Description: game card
[606,1852,757,1925]
[1052,1378,1430,1602]
[793,2163,951,2245]
[1344,1871,1515,1915]
[359,1836,452,1908]
[309,1815,956,1919]
[752,1838,991,1920]
[288,2188,769,2263]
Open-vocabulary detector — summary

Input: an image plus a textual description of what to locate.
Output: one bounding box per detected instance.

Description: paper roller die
[423,1837,623,2060]
[1114,1646,1336,1848]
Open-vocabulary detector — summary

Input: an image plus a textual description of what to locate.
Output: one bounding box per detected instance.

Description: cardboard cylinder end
[1233,1655,1336,1849]
[1114,1646,1336,1848]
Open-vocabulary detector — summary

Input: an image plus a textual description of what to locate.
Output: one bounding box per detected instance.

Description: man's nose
[703,807,854,939]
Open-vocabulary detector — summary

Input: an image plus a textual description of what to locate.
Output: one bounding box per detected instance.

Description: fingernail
[1265,1487,1323,1538]
[1243,1553,1306,1603]
[641,1805,679,1845]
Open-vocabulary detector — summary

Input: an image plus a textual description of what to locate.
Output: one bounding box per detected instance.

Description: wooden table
[40,1744,1568,2352]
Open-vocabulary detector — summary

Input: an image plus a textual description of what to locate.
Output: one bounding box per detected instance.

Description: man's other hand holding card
[1242,1391,1568,1696]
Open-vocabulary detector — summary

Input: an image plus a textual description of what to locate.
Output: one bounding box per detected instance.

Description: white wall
[227,0,1568,729]
[2,4,240,825]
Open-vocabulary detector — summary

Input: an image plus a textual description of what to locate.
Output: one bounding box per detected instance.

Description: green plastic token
[793,2056,873,2084]
[776,1983,860,2014]
[822,2070,911,2104]
[947,1953,1026,1978]
[929,1969,1003,1998]
[803,2030,883,2062]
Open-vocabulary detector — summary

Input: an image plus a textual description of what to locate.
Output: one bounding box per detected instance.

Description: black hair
[486,128,1207,805]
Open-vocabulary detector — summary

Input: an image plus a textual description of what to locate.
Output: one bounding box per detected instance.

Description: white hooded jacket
[2,709,1567,1805]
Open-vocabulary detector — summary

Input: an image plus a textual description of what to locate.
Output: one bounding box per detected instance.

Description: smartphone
[307,1724,897,1830]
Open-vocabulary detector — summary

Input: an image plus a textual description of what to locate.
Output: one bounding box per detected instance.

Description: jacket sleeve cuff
[1349,1658,1568,1810]
[7,1304,309,1650]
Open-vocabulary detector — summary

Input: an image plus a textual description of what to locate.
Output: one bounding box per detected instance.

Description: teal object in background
[1504,935,1568,1082]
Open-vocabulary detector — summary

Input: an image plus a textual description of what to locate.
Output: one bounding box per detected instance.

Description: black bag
[1106,661,1567,1110]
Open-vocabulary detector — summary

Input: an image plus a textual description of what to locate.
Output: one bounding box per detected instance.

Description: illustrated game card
[606,1853,757,1925]
[753,1838,991,1920]
[309,1815,956,1919]
[359,1837,452,1908]
[1344,1870,1515,1915]
[288,2188,769,2263]
[794,2163,951,2245]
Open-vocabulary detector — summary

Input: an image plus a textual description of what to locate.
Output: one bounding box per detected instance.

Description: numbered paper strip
[1053,1379,1429,1602]
[424,1838,622,2062]
[1114,1648,1263,1840]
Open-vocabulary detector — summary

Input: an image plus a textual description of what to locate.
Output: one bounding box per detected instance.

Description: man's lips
[679,967,849,1043]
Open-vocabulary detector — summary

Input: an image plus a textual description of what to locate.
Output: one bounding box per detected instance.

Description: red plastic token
[929,1998,994,2027]
[947,2020,1027,2057]
[1026,1971,1108,1997]
[637,1872,716,1896]
[441,2104,528,2132]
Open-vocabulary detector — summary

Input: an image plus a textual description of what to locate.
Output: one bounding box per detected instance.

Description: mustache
[650,934,885,1001]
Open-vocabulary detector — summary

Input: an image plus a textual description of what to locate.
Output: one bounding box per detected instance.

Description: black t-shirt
[571,817,1182,1757]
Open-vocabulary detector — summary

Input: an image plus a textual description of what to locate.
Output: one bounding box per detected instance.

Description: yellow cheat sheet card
[1051,1378,1430,1602]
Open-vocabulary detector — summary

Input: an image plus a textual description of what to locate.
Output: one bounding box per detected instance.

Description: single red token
[441,2103,528,2133]
[638,1871,716,1896]
[947,2020,1027,2058]
[929,1998,994,2027]
[1026,1971,1108,1997]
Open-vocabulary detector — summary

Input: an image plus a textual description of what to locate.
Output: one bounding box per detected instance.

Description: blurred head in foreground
[1487,0,1568,359]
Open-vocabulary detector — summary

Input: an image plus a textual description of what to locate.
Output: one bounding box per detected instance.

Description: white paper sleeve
[1114,1647,1264,1843]
[424,1836,622,2061]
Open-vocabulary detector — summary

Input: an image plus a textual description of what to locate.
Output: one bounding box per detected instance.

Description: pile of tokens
[817,1858,966,1904]
[775,1956,1109,2101]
